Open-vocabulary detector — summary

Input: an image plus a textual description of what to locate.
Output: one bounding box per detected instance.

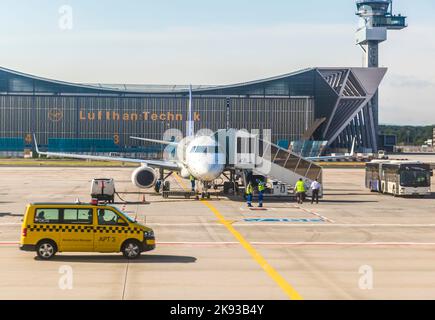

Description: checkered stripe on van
[94,226,142,234]
[27,225,142,234]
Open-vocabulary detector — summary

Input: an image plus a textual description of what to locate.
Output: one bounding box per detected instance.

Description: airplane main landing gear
[162,181,171,199]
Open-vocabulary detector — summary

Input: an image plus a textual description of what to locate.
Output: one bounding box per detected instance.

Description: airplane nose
[187,151,226,181]
[194,163,224,181]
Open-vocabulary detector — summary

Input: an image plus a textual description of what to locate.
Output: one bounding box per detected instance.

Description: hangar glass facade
[0,66,386,155]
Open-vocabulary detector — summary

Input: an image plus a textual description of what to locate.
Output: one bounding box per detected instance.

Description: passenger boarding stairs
[221,130,323,197]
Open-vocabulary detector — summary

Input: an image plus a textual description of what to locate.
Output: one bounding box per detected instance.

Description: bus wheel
[122,240,142,259]
[36,240,57,260]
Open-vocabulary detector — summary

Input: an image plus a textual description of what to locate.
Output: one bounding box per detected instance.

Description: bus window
[400,169,430,187]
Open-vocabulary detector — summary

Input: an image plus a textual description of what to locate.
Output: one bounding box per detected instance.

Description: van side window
[97,209,127,226]
[63,209,93,224]
[34,209,60,224]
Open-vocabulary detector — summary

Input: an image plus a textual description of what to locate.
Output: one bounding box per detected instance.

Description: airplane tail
[33,134,44,155]
[187,85,194,138]
[350,136,356,156]
[130,84,194,145]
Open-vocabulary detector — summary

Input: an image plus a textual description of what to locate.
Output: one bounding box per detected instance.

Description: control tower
[355,0,407,151]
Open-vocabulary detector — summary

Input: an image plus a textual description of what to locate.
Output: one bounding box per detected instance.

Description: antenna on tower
[187,84,194,138]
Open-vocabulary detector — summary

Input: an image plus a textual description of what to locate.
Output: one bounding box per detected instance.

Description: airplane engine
[131,166,157,189]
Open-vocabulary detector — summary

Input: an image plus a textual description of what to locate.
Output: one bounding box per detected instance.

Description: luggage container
[91,178,116,203]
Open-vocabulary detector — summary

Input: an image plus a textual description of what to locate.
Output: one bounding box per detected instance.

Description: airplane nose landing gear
[201,181,211,199]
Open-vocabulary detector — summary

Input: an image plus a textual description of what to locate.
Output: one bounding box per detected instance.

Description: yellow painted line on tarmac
[173,173,190,191]
[202,199,303,300]
[173,173,303,300]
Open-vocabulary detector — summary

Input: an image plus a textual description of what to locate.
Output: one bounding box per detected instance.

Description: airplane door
[236,136,257,168]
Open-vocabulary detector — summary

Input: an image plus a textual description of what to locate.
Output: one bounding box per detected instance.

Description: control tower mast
[355,0,407,151]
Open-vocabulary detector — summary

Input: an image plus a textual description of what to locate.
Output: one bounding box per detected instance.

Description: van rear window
[34,209,60,224]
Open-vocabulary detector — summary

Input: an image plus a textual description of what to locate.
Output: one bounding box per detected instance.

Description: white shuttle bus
[366,161,432,197]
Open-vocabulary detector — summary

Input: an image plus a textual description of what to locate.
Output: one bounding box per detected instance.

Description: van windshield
[109,206,136,223]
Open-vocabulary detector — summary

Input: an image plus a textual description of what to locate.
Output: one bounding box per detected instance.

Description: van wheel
[36,240,57,260]
[122,240,142,259]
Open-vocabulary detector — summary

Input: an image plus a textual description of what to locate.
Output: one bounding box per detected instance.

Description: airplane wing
[34,135,180,171]
[307,137,356,162]
[306,155,355,162]
[130,136,179,146]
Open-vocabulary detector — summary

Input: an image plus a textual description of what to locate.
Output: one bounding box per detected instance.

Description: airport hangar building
[0,66,386,156]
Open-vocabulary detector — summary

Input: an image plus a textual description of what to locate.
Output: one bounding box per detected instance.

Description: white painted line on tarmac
[0,242,19,246]
[146,223,435,228]
[289,203,335,223]
[159,241,238,246]
[3,241,435,247]
[258,242,435,247]
[240,207,295,212]
[156,241,435,247]
[150,223,225,227]
[233,223,435,228]
[3,222,435,228]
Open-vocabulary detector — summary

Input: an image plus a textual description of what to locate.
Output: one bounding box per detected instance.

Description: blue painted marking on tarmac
[244,218,324,223]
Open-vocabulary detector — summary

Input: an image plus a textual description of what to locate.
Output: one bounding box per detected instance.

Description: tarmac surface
[1,166,435,300]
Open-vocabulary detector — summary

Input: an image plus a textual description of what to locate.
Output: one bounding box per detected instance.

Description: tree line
[380,125,434,146]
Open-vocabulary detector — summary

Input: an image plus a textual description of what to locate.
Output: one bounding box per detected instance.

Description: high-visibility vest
[296,180,306,193]
[189,175,195,181]
[246,184,254,195]
[258,182,265,192]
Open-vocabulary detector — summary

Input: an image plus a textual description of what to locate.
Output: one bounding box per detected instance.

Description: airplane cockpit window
[191,145,220,154]
[193,146,208,154]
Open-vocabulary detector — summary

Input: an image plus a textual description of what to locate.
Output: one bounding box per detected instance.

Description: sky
[0,0,434,125]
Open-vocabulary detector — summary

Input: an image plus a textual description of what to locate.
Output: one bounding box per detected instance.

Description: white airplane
[34,86,226,197]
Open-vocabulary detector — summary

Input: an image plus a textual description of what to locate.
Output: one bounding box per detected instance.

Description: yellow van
[20,203,155,260]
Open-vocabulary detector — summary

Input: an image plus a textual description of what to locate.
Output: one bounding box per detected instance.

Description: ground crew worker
[257,179,266,208]
[294,178,306,204]
[155,179,162,193]
[310,178,321,204]
[189,175,196,192]
[246,182,254,208]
